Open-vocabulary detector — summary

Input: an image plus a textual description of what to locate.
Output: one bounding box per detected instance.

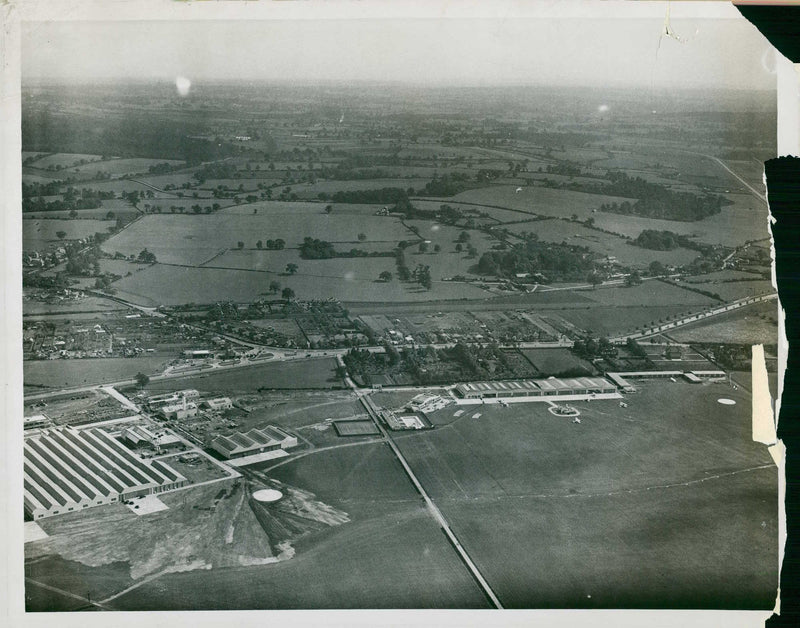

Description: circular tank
[252,488,283,503]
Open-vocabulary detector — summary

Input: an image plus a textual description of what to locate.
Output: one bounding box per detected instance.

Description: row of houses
[24,426,187,520]
[455,377,616,400]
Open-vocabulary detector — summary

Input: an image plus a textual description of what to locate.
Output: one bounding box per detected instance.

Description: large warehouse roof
[211,426,294,457]
[455,377,615,397]
[24,426,186,517]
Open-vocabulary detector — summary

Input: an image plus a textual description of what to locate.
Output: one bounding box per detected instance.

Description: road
[679,149,767,206]
[357,392,504,609]
[609,292,777,343]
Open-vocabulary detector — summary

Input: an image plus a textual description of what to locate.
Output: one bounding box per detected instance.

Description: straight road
[358,392,504,609]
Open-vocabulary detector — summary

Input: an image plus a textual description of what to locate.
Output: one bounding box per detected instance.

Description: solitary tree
[56,231,67,240]
[281,287,295,301]
[135,372,150,388]
[418,242,429,253]
[268,280,281,294]
[325,205,333,214]
[285,263,298,275]
[256,240,263,249]
[378,271,393,282]
[237,241,245,249]
[357,233,367,242]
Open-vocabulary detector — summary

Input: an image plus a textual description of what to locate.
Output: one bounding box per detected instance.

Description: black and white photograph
[3,1,789,624]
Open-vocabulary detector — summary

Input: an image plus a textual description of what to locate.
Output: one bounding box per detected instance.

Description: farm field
[110,262,490,306]
[24,356,170,389]
[592,194,769,247]
[503,219,699,268]
[22,294,125,316]
[519,348,595,375]
[680,279,775,302]
[287,177,432,198]
[23,218,111,248]
[102,213,414,265]
[142,358,341,393]
[555,305,697,337]
[393,381,777,607]
[666,300,779,345]
[22,172,68,185]
[583,281,718,308]
[67,158,185,177]
[444,185,634,220]
[28,153,104,169]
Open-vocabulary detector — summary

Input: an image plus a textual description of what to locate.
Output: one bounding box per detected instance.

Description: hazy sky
[22,17,775,90]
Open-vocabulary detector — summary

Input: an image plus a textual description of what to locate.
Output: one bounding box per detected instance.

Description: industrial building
[210,426,298,460]
[454,377,616,400]
[160,400,199,421]
[120,425,184,453]
[408,393,452,414]
[24,426,187,520]
[204,397,233,411]
[146,389,199,410]
[24,414,50,430]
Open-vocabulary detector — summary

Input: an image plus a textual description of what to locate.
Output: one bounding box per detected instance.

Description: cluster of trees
[255,238,286,250]
[147,162,182,175]
[419,173,471,197]
[475,240,593,280]
[193,161,238,183]
[599,172,729,222]
[330,187,410,204]
[299,237,337,259]
[633,229,713,255]
[573,336,618,360]
[137,248,157,264]
[22,186,116,214]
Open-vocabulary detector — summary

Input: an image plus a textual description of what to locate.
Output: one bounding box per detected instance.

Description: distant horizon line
[21,77,776,94]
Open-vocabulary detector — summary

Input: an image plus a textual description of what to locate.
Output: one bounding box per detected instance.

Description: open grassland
[582,281,718,308]
[592,194,769,247]
[67,158,185,177]
[394,381,776,607]
[110,263,490,306]
[143,358,341,393]
[287,177,432,198]
[444,185,633,220]
[24,218,112,248]
[24,356,170,389]
[503,219,699,268]
[519,348,595,375]
[667,300,779,345]
[23,294,125,317]
[107,444,488,610]
[102,213,414,265]
[22,172,68,185]
[28,153,104,169]
[680,279,775,302]
[554,305,698,337]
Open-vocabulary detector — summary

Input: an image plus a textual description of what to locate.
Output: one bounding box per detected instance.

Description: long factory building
[24,426,187,520]
[455,376,617,399]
